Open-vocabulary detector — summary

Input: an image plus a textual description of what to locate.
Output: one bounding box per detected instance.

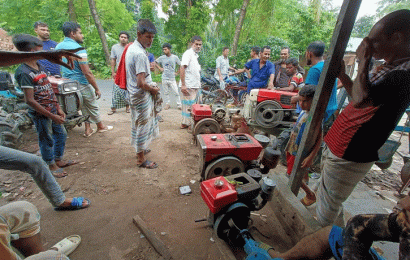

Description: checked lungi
[111,83,130,109]
[130,92,159,154]
[181,88,201,126]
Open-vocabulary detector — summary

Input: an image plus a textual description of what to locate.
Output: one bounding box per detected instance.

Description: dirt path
[1,101,408,259]
[0,108,288,259]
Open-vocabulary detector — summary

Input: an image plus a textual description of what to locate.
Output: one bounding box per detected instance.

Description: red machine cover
[200,176,238,214]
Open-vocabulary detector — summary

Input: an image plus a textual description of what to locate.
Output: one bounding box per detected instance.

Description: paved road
[96,79,181,111]
[96,79,114,109]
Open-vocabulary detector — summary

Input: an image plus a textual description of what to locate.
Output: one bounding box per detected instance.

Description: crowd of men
[0,8,410,259]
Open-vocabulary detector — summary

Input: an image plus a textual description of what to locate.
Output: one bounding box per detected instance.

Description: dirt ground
[0,102,408,259]
[0,107,295,260]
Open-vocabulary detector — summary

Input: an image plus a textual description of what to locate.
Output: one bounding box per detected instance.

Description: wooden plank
[269,172,322,245]
[289,0,362,194]
[133,215,174,260]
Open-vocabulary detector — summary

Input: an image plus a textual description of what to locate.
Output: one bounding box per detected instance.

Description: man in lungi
[108,31,131,115]
[180,36,203,129]
[125,19,160,169]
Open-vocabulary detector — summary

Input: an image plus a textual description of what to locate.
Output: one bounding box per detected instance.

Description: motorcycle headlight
[63,82,78,92]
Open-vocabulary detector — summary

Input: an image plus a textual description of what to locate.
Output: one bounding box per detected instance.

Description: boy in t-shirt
[285,85,321,206]
[276,57,304,92]
[13,34,77,178]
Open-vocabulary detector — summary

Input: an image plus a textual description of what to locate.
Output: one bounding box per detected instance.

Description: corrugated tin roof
[346,37,363,53]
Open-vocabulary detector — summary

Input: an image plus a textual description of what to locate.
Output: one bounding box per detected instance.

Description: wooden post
[289,0,362,195]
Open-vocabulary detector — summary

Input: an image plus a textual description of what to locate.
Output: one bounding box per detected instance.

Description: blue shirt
[148,53,155,63]
[245,59,275,93]
[296,61,338,121]
[55,37,89,85]
[38,40,60,76]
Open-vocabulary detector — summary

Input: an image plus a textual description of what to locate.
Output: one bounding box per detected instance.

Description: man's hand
[180,83,189,96]
[301,155,314,169]
[95,89,102,99]
[219,76,224,82]
[112,72,116,80]
[39,48,84,70]
[267,82,274,89]
[356,37,373,66]
[150,85,160,96]
[397,195,410,211]
[57,108,66,121]
[337,59,346,78]
[51,114,65,124]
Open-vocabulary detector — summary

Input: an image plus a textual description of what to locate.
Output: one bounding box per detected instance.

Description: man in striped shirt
[316,9,410,227]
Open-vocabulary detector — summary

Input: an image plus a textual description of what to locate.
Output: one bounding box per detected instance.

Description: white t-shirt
[180,48,201,89]
[214,55,230,79]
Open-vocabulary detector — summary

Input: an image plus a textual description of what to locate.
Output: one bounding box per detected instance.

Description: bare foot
[56,159,79,168]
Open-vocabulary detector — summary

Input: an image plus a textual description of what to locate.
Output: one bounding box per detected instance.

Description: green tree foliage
[0,0,135,78]
[0,0,69,37]
[352,15,376,38]
[377,0,410,17]
[210,0,336,65]
[164,0,211,54]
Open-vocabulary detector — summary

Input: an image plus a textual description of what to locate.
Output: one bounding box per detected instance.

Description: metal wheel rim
[193,118,221,136]
[204,156,245,180]
[210,89,228,105]
[214,202,250,241]
[254,100,284,128]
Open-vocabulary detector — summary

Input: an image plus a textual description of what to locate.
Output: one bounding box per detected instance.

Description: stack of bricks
[0,29,16,51]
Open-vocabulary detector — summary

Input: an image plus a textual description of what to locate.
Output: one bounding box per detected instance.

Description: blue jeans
[0,146,65,206]
[31,115,67,165]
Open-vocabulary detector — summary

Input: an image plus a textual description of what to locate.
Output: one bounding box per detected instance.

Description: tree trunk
[68,0,77,22]
[231,0,250,56]
[311,0,322,22]
[87,0,110,65]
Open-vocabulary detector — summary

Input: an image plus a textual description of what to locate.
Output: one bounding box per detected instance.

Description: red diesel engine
[199,173,275,242]
[197,133,263,180]
[244,89,298,128]
[191,104,227,137]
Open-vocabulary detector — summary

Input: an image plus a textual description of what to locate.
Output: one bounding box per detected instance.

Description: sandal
[144,149,151,155]
[83,129,96,138]
[108,110,116,115]
[54,197,91,211]
[51,168,68,178]
[97,125,113,133]
[138,160,158,169]
[126,107,131,113]
[51,235,81,256]
[180,124,189,129]
[56,160,79,168]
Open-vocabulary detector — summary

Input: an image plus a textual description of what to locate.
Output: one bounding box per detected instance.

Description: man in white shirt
[214,47,236,90]
[179,36,202,129]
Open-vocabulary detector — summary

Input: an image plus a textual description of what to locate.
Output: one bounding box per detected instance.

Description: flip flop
[126,107,131,113]
[51,168,68,178]
[56,160,79,168]
[98,125,114,133]
[180,124,189,129]
[144,149,151,155]
[54,197,91,211]
[108,110,116,115]
[83,129,96,138]
[138,160,158,169]
[51,235,81,256]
